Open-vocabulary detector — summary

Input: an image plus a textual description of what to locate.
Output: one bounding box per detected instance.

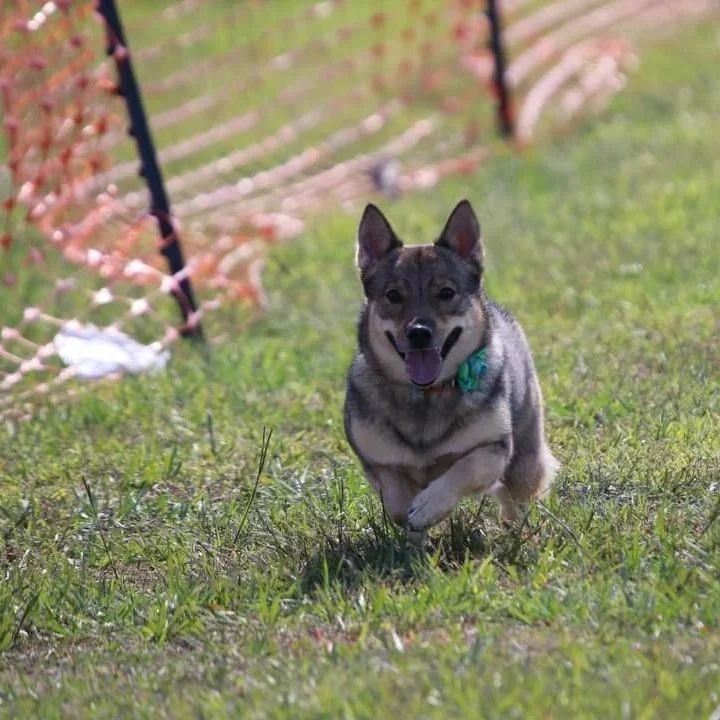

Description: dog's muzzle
[385,326,463,387]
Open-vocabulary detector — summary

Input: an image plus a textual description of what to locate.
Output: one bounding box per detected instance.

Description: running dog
[344,200,558,532]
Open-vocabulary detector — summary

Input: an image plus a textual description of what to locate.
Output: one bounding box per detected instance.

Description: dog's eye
[385,289,403,304]
[438,287,456,301]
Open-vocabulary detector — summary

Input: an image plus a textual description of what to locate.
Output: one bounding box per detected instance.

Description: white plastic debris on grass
[54,323,169,379]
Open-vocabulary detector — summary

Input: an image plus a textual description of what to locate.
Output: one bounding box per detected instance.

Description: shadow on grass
[298,502,501,594]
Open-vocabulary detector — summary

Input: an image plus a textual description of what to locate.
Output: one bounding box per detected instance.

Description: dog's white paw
[407,484,456,531]
[405,527,427,547]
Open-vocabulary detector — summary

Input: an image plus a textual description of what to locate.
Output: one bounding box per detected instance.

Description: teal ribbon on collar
[455,347,488,393]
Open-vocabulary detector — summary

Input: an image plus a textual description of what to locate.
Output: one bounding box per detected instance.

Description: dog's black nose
[406,322,433,349]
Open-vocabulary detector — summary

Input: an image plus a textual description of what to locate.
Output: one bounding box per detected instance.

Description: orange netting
[1,0,716,421]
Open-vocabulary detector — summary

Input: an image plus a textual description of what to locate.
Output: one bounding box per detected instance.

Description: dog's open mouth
[386,327,462,387]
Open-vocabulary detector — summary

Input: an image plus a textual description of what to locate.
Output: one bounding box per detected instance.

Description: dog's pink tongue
[404,348,442,386]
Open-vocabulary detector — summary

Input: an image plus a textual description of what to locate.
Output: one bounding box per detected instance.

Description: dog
[344,200,558,533]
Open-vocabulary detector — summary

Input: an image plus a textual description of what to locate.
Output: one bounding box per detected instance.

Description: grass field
[1,13,720,720]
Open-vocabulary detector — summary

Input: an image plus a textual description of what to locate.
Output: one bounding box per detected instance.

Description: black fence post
[96,0,203,340]
[486,0,514,139]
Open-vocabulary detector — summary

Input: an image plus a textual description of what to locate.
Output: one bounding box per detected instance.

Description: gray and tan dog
[344,200,558,533]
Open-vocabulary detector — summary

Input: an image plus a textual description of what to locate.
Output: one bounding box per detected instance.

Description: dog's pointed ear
[357,204,402,275]
[436,200,484,269]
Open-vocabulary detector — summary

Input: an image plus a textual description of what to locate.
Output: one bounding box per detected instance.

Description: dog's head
[357,199,486,387]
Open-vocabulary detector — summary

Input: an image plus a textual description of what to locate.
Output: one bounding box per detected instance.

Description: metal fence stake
[96,0,203,340]
[486,0,514,139]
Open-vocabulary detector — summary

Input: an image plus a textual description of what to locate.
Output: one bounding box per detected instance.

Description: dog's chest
[349,393,509,475]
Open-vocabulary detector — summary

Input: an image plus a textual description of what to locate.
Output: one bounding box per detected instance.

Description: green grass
[1,15,720,720]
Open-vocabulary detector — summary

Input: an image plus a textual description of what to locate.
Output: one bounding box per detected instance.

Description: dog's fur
[344,200,558,531]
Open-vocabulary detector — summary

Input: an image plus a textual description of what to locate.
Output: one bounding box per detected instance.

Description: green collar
[455,346,488,393]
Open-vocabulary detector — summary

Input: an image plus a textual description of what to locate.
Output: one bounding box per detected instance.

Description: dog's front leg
[407,440,510,531]
[367,467,420,528]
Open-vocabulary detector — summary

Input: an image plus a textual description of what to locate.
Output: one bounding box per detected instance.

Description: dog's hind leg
[496,443,559,522]
[487,480,523,524]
